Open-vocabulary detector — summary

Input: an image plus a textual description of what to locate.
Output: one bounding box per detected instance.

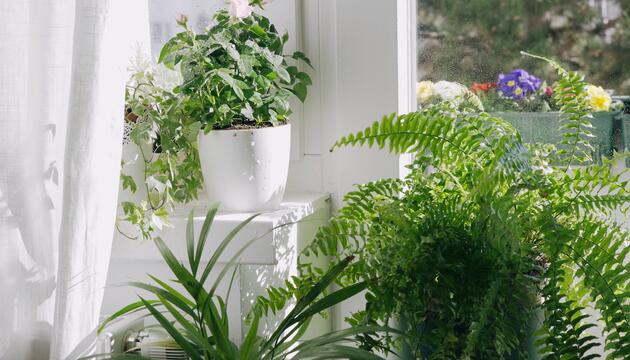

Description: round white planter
[198,124,291,213]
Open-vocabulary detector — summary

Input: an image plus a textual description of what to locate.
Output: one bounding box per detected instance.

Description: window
[149,0,224,58]
[417,0,630,94]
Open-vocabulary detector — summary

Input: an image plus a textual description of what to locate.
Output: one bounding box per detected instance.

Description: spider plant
[94,203,391,359]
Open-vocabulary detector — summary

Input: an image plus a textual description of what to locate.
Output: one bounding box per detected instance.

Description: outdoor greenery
[258,54,630,358]
[419,0,630,95]
[119,3,311,239]
[96,204,391,360]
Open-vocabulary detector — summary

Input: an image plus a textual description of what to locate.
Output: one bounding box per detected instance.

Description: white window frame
[292,0,417,330]
[291,0,416,205]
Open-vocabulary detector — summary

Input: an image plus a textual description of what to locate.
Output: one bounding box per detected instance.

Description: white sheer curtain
[0,1,147,359]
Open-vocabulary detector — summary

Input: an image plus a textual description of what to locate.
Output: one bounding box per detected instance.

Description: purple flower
[497,69,542,100]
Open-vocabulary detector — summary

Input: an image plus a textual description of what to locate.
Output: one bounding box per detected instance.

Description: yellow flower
[585,85,611,112]
[416,81,436,104]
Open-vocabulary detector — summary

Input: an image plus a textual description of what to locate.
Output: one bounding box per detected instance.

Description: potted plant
[282,55,629,358]
[156,3,312,213]
[118,1,312,239]
[416,53,624,163]
[95,204,393,359]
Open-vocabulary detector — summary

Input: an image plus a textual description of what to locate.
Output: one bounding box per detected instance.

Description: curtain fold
[0,1,142,358]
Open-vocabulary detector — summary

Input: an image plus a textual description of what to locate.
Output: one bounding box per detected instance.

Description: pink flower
[229,0,253,19]
[176,13,188,26]
[544,87,553,97]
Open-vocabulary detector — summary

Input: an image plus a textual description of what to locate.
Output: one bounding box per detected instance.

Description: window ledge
[111,192,331,265]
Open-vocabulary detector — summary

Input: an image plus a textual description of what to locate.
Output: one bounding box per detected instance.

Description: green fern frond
[523,52,597,168]
[537,255,602,359]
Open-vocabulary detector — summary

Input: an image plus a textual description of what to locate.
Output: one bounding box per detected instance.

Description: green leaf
[126,281,197,318]
[292,281,368,325]
[153,236,199,298]
[193,204,219,275]
[291,82,308,102]
[199,213,259,288]
[292,51,313,69]
[139,297,200,359]
[98,299,160,334]
[249,24,267,37]
[239,315,260,359]
[121,174,137,193]
[295,72,312,86]
[186,209,195,274]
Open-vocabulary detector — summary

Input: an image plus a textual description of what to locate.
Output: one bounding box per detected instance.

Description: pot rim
[205,123,291,133]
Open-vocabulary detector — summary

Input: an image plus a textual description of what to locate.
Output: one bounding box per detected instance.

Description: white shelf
[110,192,331,265]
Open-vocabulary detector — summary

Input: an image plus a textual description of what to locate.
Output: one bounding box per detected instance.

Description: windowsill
[111,192,331,265]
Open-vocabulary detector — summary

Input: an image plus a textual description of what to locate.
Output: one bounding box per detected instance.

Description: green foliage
[121,71,204,239]
[118,3,312,239]
[261,55,629,358]
[418,0,630,94]
[523,52,598,167]
[97,204,393,360]
[159,9,311,130]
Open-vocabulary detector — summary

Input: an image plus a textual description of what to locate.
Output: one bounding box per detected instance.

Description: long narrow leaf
[264,256,354,351]
[199,214,259,288]
[193,204,220,275]
[153,236,199,298]
[202,295,234,358]
[157,294,218,358]
[98,299,160,334]
[126,282,197,319]
[186,210,196,274]
[291,281,368,326]
[139,297,200,359]
[292,344,386,360]
[208,221,301,300]
[239,315,260,360]
[289,325,401,354]
[147,275,195,307]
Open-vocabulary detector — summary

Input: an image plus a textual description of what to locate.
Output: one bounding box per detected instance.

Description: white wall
[298,0,415,330]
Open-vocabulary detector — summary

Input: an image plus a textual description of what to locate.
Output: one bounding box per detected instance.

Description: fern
[522,52,597,168]
[253,55,629,359]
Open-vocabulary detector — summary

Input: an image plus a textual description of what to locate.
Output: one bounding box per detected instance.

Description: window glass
[148,0,223,59]
[417,0,630,94]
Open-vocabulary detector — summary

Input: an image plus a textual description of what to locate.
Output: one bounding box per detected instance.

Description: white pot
[198,124,291,213]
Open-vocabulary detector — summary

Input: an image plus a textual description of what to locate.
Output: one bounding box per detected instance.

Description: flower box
[492,111,618,162]
[622,113,630,167]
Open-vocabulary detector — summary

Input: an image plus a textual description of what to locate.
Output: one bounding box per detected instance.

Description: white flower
[416,81,436,104]
[433,81,467,101]
[229,0,253,19]
[153,64,183,93]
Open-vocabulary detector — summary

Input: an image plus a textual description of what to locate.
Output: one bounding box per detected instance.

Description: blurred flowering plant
[477,68,619,112]
[497,69,542,100]
[416,80,483,110]
[422,66,620,113]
